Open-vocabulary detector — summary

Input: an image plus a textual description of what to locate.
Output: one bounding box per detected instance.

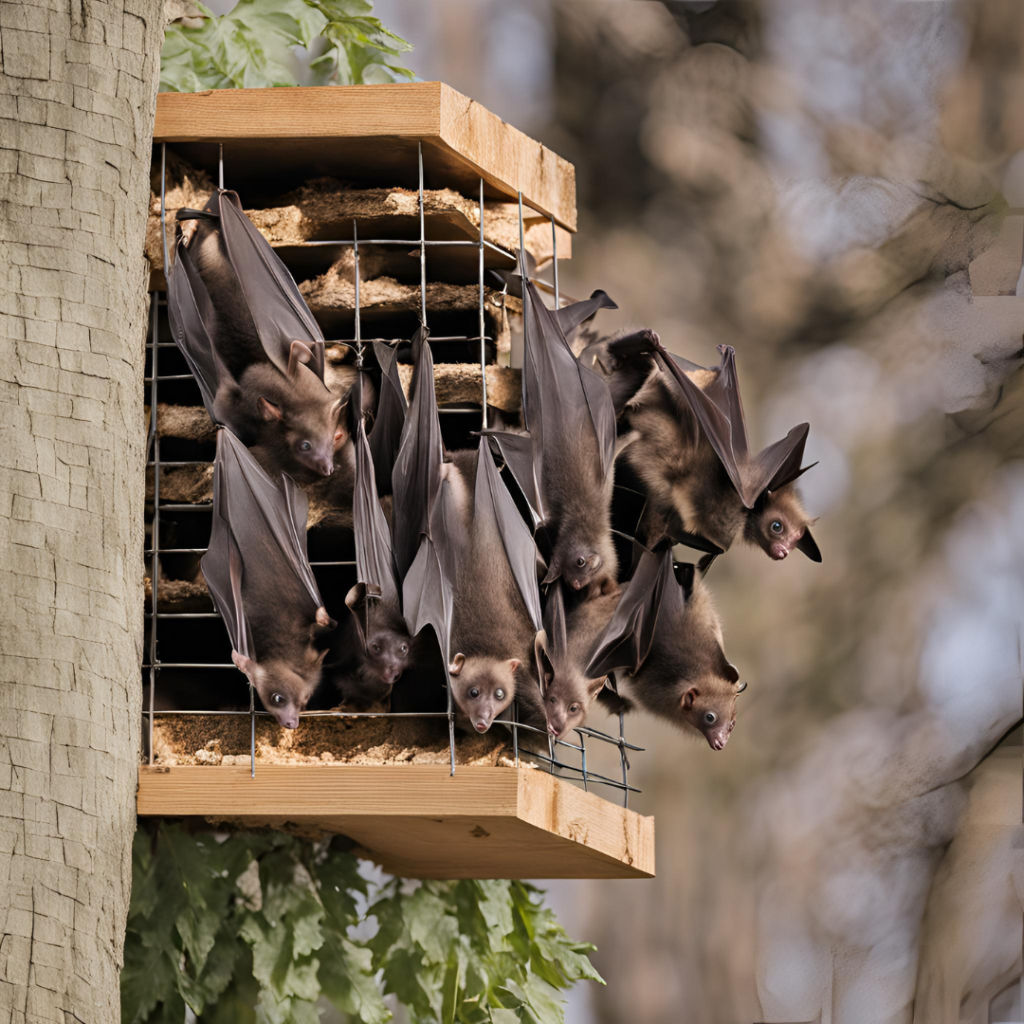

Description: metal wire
[144,143,640,805]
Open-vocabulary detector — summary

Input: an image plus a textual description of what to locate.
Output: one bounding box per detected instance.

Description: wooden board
[137,764,654,879]
[154,83,577,231]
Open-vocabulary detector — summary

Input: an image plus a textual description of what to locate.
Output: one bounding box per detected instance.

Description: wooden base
[137,764,654,879]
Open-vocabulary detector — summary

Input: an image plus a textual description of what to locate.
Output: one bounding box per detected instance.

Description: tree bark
[0,2,162,1021]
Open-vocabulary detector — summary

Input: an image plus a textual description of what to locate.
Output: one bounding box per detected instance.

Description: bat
[609,334,820,564]
[321,373,413,710]
[166,190,345,484]
[201,427,336,730]
[392,328,546,734]
[484,258,623,595]
[367,340,408,497]
[534,579,619,739]
[587,545,746,750]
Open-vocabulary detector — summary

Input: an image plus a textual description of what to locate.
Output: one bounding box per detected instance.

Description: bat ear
[449,652,465,676]
[507,658,521,674]
[310,606,337,642]
[259,397,283,422]
[588,675,609,696]
[287,340,315,378]
[723,661,740,685]
[682,686,698,710]
[796,528,822,562]
[231,650,256,680]
[736,681,748,694]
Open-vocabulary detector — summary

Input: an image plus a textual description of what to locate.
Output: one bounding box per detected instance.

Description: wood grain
[137,764,655,879]
[154,83,577,230]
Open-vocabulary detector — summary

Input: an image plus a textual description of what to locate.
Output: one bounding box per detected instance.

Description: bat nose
[385,666,402,684]
[548,723,560,737]
[281,715,299,730]
[771,544,789,560]
[316,456,333,476]
[709,734,726,750]
[474,720,489,733]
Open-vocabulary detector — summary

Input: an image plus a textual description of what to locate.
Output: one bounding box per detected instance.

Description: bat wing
[368,340,408,496]
[210,190,326,380]
[480,429,543,527]
[521,267,618,486]
[554,289,618,341]
[585,546,675,679]
[391,326,440,581]
[541,578,569,664]
[474,437,543,632]
[654,346,751,506]
[352,374,400,608]
[166,234,237,431]
[401,480,458,680]
[746,423,813,504]
[201,429,324,657]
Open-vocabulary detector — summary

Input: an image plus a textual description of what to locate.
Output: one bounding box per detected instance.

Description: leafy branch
[123,823,603,1024]
[161,0,415,93]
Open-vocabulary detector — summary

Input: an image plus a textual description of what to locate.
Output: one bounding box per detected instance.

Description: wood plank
[137,764,654,880]
[154,83,576,230]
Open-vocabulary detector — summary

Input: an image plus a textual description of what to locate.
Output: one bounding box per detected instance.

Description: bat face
[535,634,606,739]
[449,654,520,733]
[363,625,412,688]
[232,649,326,730]
[745,484,813,561]
[680,682,739,750]
[256,378,344,481]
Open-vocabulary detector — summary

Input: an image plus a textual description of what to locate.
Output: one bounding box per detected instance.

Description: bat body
[485,277,624,596]
[589,547,745,750]
[535,580,619,739]
[168,190,344,483]
[605,335,820,563]
[393,330,545,735]
[322,374,413,709]
[202,429,336,730]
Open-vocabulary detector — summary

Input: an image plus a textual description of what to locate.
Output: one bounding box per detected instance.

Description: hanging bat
[321,373,413,710]
[367,340,408,497]
[608,334,820,564]
[201,428,336,730]
[587,545,746,750]
[392,328,545,734]
[484,260,624,595]
[167,190,345,484]
[534,579,619,740]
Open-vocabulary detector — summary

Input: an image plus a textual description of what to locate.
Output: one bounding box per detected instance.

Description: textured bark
[0,2,162,1022]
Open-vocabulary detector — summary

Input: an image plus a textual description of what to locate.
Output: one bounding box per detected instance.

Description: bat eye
[371,643,381,654]
[299,440,312,452]
[495,688,505,700]
[399,644,408,656]
[770,520,783,534]
[271,693,286,706]
[703,711,717,726]
[468,687,480,699]
[569,704,580,714]
[575,556,586,568]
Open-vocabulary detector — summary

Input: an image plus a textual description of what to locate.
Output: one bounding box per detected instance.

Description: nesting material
[148,463,214,504]
[151,712,515,768]
[156,403,216,444]
[144,576,213,612]
[146,171,566,274]
[397,363,522,413]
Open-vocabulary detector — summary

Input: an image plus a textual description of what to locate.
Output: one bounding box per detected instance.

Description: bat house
[140,82,655,881]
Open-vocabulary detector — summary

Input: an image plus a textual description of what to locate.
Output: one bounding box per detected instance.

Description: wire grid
[144,140,642,806]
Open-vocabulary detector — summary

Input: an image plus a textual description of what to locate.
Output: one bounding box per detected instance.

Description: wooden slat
[154,83,577,231]
[137,764,654,880]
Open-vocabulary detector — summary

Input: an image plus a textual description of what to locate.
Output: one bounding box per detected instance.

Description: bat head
[257,371,347,482]
[746,484,819,562]
[629,573,746,750]
[232,643,329,731]
[534,633,607,740]
[448,653,519,733]
[363,624,412,689]
[545,522,618,597]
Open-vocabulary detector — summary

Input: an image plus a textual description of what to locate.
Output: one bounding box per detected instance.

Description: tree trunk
[0,2,162,1020]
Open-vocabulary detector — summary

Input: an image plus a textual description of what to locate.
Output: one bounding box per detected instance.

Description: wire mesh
[144,139,642,805]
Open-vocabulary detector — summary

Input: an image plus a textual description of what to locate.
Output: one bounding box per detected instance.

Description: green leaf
[319,934,391,1024]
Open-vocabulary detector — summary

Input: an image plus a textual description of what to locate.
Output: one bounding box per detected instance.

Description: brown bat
[201,428,336,730]
[607,334,820,564]
[589,546,746,750]
[167,190,344,483]
[534,580,618,740]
